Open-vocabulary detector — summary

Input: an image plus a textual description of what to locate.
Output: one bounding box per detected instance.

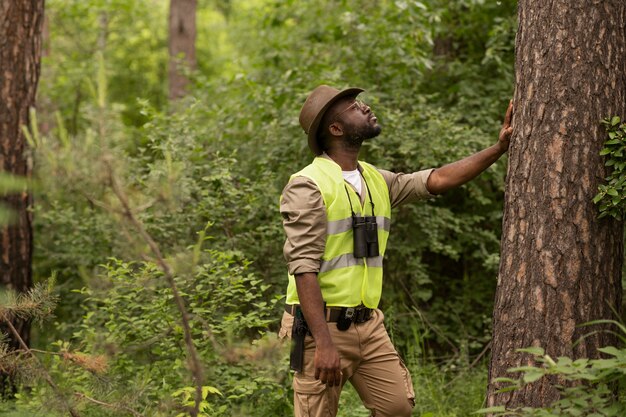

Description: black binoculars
[352,216,379,258]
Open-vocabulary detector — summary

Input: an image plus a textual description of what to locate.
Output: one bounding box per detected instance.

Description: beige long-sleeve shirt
[280,158,435,276]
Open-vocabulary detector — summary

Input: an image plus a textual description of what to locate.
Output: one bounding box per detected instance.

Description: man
[279,85,513,417]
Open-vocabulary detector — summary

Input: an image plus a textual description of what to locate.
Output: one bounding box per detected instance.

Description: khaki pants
[279,309,415,417]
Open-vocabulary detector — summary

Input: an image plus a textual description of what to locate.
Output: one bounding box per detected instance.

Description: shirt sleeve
[377,168,436,208]
[280,176,327,275]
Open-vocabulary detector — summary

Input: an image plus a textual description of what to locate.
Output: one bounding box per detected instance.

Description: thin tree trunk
[0,0,45,393]
[487,0,626,409]
[168,0,196,101]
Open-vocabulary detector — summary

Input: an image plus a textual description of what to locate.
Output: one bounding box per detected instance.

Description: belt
[284,304,373,324]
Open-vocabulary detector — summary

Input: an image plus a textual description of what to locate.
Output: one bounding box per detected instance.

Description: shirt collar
[320,152,363,173]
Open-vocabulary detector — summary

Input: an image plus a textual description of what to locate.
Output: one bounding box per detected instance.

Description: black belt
[284,304,373,324]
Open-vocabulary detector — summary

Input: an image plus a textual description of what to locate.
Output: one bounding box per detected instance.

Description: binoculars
[352,216,379,258]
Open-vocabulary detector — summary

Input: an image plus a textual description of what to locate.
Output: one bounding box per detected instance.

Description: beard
[342,120,382,149]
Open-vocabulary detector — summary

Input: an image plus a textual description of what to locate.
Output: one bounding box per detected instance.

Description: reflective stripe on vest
[285,157,391,308]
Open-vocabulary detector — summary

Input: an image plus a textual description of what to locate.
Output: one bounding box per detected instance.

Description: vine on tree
[594,116,626,219]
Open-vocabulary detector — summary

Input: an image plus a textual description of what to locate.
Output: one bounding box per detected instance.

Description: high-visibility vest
[285,157,391,308]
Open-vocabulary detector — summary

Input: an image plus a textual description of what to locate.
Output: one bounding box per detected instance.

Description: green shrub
[478,321,626,417]
[12,250,290,416]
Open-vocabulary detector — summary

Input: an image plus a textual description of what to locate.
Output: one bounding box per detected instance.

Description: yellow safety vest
[285,157,391,308]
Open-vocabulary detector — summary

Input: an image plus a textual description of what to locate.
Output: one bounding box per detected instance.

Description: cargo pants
[279,308,415,417]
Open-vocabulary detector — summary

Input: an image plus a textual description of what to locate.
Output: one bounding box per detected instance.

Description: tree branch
[4,320,81,417]
[102,156,204,417]
[74,392,146,417]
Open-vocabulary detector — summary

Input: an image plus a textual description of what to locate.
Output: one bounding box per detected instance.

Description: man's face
[332,97,382,145]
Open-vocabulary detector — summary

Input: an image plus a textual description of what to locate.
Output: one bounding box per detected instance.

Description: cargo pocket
[278,311,294,340]
[397,355,416,407]
[293,376,330,417]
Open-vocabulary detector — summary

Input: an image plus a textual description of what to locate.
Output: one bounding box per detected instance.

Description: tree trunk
[0,0,44,393]
[168,0,196,101]
[487,0,626,409]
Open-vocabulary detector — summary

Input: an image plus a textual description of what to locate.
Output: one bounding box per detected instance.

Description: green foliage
[0,173,30,225]
[172,385,224,417]
[411,361,489,417]
[17,0,522,415]
[477,322,626,416]
[12,253,289,416]
[0,278,58,324]
[0,173,29,196]
[594,116,626,219]
[42,0,169,131]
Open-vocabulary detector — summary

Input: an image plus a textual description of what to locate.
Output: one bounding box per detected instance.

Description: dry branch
[102,156,204,417]
[4,320,81,417]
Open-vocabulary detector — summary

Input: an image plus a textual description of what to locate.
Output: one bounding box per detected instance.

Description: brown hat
[299,85,364,155]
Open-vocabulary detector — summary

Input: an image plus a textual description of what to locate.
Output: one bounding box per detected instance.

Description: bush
[479,321,626,416]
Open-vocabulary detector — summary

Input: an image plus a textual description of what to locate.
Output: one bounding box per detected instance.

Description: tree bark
[488,0,626,409]
[168,0,197,101]
[0,0,44,390]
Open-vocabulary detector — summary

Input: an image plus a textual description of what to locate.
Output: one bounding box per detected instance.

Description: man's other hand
[314,343,342,387]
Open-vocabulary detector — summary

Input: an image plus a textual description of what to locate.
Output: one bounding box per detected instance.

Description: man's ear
[328,122,343,137]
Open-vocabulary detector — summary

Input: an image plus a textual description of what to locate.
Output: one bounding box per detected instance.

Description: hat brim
[307,87,364,155]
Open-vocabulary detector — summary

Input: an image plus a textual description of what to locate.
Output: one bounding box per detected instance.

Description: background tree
[0,0,45,392]
[168,0,197,101]
[487,0,626,409]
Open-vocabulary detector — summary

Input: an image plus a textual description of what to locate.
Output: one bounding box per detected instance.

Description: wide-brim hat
[299,85,364,155]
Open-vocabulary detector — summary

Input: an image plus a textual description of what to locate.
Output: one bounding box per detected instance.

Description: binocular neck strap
[361,175,376,217]
[343,184,357,218]
[343,174,376,217]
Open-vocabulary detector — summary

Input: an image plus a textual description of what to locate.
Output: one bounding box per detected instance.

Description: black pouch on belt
[336,307,355,331]
[289,307,308,372]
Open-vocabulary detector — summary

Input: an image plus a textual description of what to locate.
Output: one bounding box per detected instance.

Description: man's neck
[326,147,360,171]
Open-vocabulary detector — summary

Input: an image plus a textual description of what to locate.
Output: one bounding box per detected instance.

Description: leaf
[516,347,545,356]
[202,385,223,397]
[0,173,29,195]
[598,346,622,357]
[612,195,620,205]
[509,366,541,373]
[492,377,519,384]
[611,116,621,126]
[495,385,520,393]
[593,194,604,204]
[580,319,626,337]
[522,369,545,383]
[473,406,506,414]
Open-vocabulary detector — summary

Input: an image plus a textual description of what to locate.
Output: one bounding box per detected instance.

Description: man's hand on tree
[498,100,514,151]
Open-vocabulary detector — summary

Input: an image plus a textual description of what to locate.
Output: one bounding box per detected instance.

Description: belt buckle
[344,307,355,320]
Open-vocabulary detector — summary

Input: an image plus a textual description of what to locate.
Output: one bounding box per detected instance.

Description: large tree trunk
[0,0,44,392]
[487,0,626,409]
[168,0,196,101]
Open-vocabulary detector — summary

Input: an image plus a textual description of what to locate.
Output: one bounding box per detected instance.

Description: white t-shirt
[342,169,362,195]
